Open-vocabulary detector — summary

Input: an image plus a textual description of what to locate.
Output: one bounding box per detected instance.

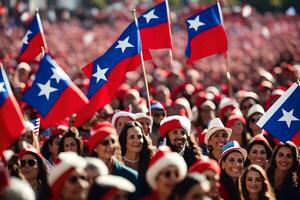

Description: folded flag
[18,11,47,63]
[0,64,25,154]
[257,83,300,145]
[138,0,172,50]
[185,3,227,64]
[22,54,88,128]
[74,21,142,127]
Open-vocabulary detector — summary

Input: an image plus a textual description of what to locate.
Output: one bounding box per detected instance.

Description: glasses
[161,170,179,179]
[242,104,253,110]
[101,138,115,146]
[250,117,260,123]
[152,112,166,118]
[20,159,37,168]
[68,175,87,184]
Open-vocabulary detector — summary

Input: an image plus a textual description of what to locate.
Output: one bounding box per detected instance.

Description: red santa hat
[159,115,191,138]
[189,158,221,175]
[226,114,246,128]
[48,152,87,200]
[146,146,187,190]
[89,126,117,153]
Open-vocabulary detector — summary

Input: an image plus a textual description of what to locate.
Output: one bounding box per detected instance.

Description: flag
[138,0,172,50]
[257,83,300,145]
[22,54,89,128]
[18,11,47,63]
[74,21,142,127]
[31,118,40,136]
[185,3,227,64]
[0,65,25,154]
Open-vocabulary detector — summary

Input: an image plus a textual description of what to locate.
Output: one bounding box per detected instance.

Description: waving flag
[257,83,300,145]
[74,21,142,127]
[185,3,227,64]
[22,54,88,128]
[19,11,47,63]
[138,0,172,50]
[0,64,25,154]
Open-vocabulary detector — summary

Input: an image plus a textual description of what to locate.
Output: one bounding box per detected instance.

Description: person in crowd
[97,104,114,122]
[87,175,136,200]
[239,92,259,119]
[160,115,202,167]
[58,128,83,155]
[246,104,265,137]
[226,112,249,148]
[111,111,135,134]
[245,135,273,169]
[150,102,166,147]
[219,140,248,200]
[189,158,222,200]
[88,123,138,200]
[0,150,24,179]
[84,157,109,186]
[134,113,153,137]
[168,173,211,200]
[239,164,275,200]
[19,147,48,199]
[46,152,89,200]
[204,118,231,161]
[267,141,300,199]
[142,146,187,200]
[218,97,238,124]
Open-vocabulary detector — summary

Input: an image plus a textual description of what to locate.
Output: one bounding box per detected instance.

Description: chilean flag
[138,0,172,50]
[0,65,25,154]
[257,83,300,145]
[185,3,227,64]
[18,12,47,63]
[74,21,142,127]
[22,54,89,128]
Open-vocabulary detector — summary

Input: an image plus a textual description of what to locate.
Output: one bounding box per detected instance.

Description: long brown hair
[239,164,275,200]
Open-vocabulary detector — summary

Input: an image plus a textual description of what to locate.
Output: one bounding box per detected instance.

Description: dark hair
[239,164,275,200]
[58,128,83,155]
[41,134,61,162]
[245,140,273,167]
[246,113,262,136]
[119,121,155,177]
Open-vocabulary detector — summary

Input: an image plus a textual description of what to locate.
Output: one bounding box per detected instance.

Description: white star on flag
[187,15,206,31]
[143,9,159,23]
[115,36,134,53]
[37,80,58,100]
[93,65,109,83]
[51,67,69,83]
[22,30,32,44]
[278,109,299,128]
[0,82,6,92]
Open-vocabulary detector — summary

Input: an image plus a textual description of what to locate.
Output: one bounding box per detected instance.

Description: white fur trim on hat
[219,97,238,110]
[85,157,109,176]
[146,148,187,190]
[247,104,265,118]
[48,152,87,186]
[95,175,136,193]
[200,100,216,110]
[134,113,153,127]
[205,118,232,144]
[111,111,135,127]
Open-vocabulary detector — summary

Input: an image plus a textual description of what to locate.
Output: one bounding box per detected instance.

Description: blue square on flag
[257,83,300,143]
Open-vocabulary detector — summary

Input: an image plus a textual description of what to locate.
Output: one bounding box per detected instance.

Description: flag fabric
[0,65,25,154]
[257,83,300,145]
[18,12,47,63]
[138,0,172,50]
[74,21,142,127]
[31,118,40,136]
[185,3,227,64]
[22,54,89,128]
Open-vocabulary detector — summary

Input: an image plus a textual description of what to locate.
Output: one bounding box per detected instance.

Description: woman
[204,118,231,161]
[142,146,187,200]
[267,141,300,200]
[219,140,247,200]
[88,123,138,200]
[246,104,265,137]
[19,147,48,199]
[245,135,273,169]
[111,111,135,134]
[58,128,83,155]
[239,164,275,200]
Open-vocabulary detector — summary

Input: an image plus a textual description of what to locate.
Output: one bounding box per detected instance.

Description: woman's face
[230,120,244,135]
[249,114,263,135]
[116,117,132,134]
[49,135,61,158]
[275,146,293,171]
[95,135,117,160]
[245,170,263,195]
[168,128,187,152]
[248,144,268,168]
[200,106,215,123]
[208,130,228,151]
[20,154,39,181]
[202,170,220,198]
[221,151,244,179]
[61,168,89,200]
[126,126,144,154]
[64,137,78,153]
[136,118,151,136]
[156,165,182,197]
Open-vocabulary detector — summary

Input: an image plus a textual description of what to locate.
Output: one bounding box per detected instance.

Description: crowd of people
[1,1,300,200]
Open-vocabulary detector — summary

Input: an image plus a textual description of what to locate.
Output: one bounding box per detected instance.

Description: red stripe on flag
[19,33,46,63]
[291,130,300,146]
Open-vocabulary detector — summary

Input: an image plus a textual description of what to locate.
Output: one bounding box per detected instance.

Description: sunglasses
[250,117,260,123]
[20,159,37,168]
[153,112,166,118]
[101,138,115,146]
[161,170,179,179]
[68,175,87,184]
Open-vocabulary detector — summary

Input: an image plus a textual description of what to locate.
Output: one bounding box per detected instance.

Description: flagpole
[226,52,232,97]
[165,0,173,64]
[132,9,152,116]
